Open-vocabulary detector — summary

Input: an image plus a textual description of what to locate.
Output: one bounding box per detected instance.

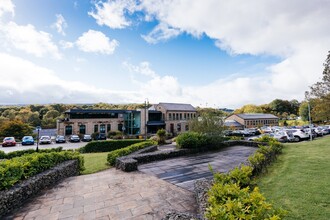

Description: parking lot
[0,141,87,153]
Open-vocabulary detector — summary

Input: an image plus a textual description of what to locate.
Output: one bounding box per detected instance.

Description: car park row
[225,125,330,143]
[1,134,96,147]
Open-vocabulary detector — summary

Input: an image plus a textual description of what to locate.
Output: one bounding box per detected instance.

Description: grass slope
[82,152,110,175]
[257,136,330,219]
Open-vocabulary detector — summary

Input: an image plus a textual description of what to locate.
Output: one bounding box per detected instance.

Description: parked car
[95,133,107,140]
[39,136,51,144]
[55,135,66,143]
[21,136,35,145]
[82,134,92,142]
[285,129,309,142]
[2,137,16,147]
[69,135,80,142]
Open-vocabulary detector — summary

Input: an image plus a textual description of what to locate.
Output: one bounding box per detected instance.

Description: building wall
[225,114,279,128]
[57,118,124,136]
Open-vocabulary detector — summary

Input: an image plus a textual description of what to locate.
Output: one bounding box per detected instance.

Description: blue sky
[0,0,329,108]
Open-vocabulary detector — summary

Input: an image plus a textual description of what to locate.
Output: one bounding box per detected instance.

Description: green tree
[308,51,330,122]
[0,119,33,140]
[189,111,224,136]
[299,101,310,121]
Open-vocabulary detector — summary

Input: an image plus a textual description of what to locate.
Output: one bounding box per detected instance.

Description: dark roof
[65,109,136,114]
[224,120,243,127]
[157,103,196,111]
[235,114,278,120]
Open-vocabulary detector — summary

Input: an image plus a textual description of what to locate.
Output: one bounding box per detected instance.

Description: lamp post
[144,98,148,140]
[305,91,313,141]
[36,126,41,152]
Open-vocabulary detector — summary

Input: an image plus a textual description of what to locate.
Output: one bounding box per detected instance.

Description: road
[0,141,87,153]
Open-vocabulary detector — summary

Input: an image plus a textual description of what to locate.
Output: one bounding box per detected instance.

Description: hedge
[205,139,285,219]
[176,132,225,150]
[0,147,63,160]
[107,140,156,166]
[79,140,145,153]
[0,151,84,190]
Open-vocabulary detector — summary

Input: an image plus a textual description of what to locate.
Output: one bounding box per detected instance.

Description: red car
[2,137,16,147]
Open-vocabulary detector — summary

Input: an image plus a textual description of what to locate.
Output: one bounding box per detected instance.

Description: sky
[0,0,329,109]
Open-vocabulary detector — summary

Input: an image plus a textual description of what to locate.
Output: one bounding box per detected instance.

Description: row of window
[168,112,196,121]
[64,124,113,135]
[245,119,278,126]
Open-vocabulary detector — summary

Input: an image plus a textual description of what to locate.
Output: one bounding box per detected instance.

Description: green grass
[81,152,111,175]
[256,136,330,219]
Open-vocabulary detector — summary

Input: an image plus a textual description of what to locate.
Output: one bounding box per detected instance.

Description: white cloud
[141,23,182,44]
[52,14,67,36]
[0,52,135,104]
[1,21,62,59]
[89,0,137,29]
[76,30,119,54]
[134,0,330,106]
[59,40,74,49]
[0,0,15,17]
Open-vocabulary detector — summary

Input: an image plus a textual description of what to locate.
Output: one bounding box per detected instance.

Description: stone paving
[4,145,257,219]
[4,169,197,220]
[139,145,257,191]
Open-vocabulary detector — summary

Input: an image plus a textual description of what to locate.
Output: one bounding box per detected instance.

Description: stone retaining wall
[0,160,79,217]
[116,140,264,172]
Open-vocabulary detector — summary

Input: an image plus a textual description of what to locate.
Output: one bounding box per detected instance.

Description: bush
[206,183,283,220]
[0,151,84,190]
[0,147,63,160]
[206,138,285,219]
[79,140,145,153]
[156,129,166,145]
[107,141,156,166]
[176,132,209,149]
[108,131,122,139]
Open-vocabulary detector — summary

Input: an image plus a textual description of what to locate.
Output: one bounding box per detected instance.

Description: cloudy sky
[0,0,329,108]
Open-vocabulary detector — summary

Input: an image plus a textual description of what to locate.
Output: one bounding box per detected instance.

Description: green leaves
[0,151,84,190]
[107,141,156,166]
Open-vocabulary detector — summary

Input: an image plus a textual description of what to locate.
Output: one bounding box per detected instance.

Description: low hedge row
[205,138,285,220]
[107,140,156,166]
[176,132,225,149]
[0,151,84,190]
[79,139,145,153]
[0,147,63,160]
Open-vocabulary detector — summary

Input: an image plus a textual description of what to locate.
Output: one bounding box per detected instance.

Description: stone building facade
[225,113,279,129]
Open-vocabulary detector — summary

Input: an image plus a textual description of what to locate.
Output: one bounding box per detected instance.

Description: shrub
[156,129,166,145]
[206,183,283,220]
[79,140,145,153]
[0,147,63,160]
[108,131,122,139]
[107,141,156,166]
[0,151,84,190]
[176,132,209,149]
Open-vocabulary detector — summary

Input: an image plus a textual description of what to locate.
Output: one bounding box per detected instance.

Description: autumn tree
[308,51,330,122]
[0,119,33,140]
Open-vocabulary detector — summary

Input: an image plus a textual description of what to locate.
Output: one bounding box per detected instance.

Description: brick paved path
[5,169,196,220]
[140,146,257,191]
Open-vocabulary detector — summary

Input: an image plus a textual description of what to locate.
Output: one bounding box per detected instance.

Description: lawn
[256,136,330,219]
[81,152,111,175]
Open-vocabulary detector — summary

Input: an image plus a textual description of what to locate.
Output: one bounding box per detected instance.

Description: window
[177,123,181,132]
[185,124,189,131]
[118,124,123,131]
[100,124,106,133]
[180,113,182,120]
[176,113,179,120]
[169,113,172,120]
[79,124,86,134]
[107,124,111,132]
[65,126,72,135]
[94,124,98,133]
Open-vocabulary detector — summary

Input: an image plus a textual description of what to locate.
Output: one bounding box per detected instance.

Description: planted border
[0,147,63,160]
[0,151,84,190]
[79,139,145,153]
[0,160,80,218]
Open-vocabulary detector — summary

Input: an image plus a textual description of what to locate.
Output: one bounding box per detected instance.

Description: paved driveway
[4,169,196,220]
[139,146,257,191]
